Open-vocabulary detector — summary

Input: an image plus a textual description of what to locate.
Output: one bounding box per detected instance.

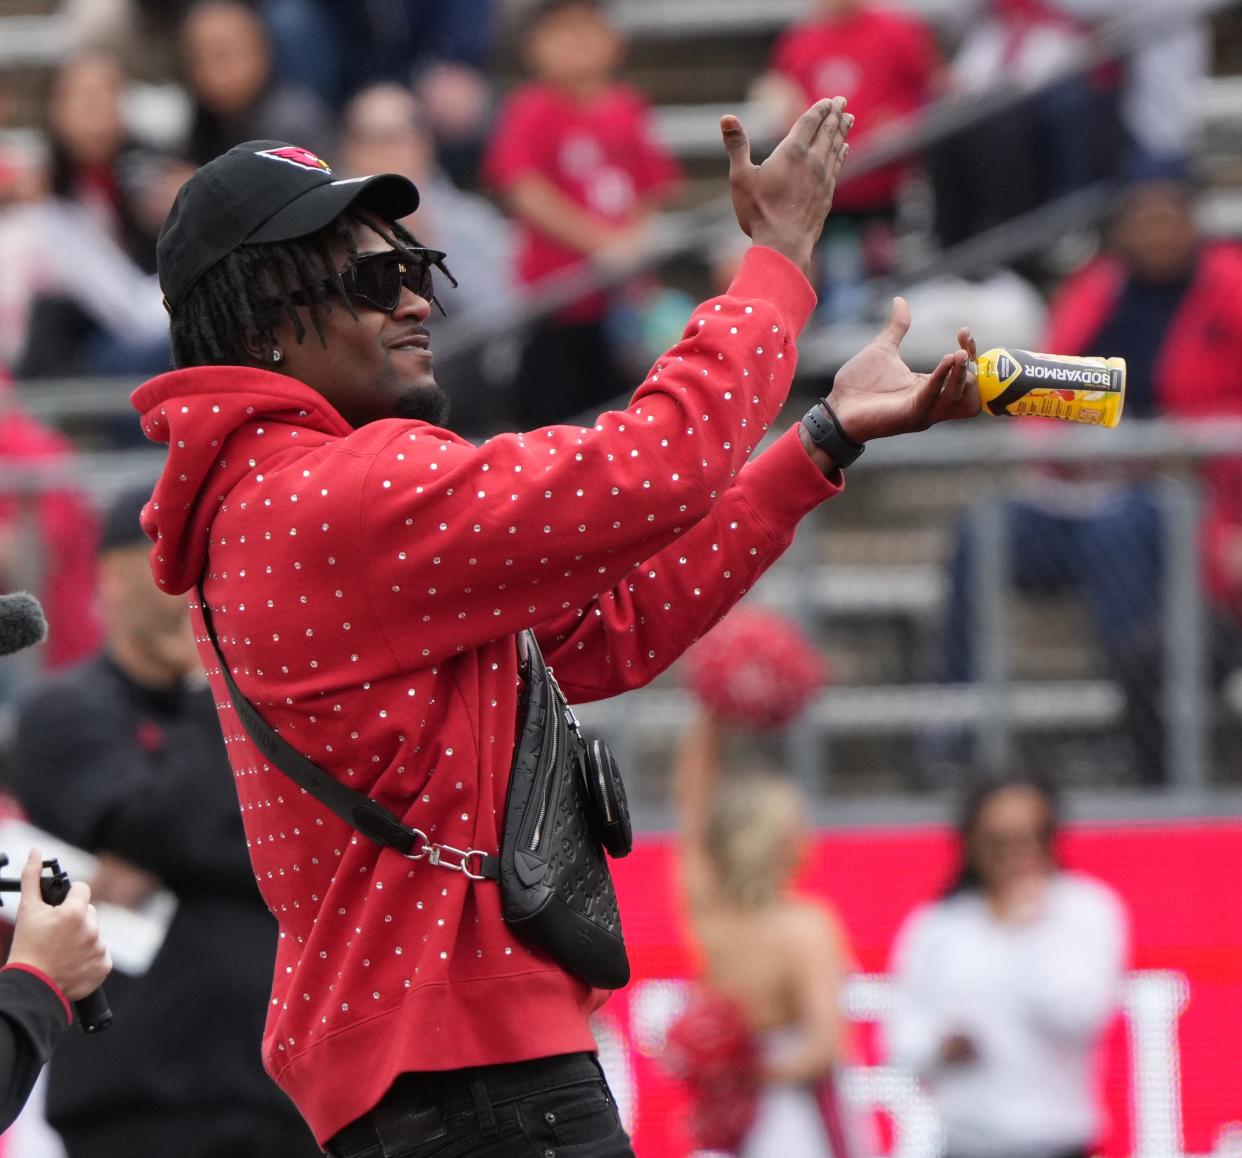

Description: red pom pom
[663,987,760,1152]
[684,607,829,729]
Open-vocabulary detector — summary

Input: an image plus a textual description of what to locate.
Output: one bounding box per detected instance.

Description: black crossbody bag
[197,587,633,990]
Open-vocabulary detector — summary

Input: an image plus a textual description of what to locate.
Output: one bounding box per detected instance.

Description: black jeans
[324,1053,634,1158]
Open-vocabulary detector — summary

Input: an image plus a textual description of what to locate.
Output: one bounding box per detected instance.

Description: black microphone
[0,593,48,657]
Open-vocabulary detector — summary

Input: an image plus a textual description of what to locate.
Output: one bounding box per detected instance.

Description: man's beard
[394,383,451,427]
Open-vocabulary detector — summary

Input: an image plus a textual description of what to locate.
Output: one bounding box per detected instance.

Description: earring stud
[272,350,282,363]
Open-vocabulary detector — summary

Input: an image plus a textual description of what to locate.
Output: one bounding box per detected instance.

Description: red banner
[599,821,1242,1157]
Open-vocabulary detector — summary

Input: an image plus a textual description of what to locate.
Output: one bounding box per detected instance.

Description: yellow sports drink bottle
[975,348,1127,427]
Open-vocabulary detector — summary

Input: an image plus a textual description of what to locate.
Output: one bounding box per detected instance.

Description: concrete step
[655,74,1242,159]
[576,679,1125,738]
[756,563,944,618]
[0,12,66,68]
[613,0,960,38]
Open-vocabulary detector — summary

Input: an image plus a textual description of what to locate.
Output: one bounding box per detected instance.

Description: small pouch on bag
[583,738,633,859]
[499,632,631,989]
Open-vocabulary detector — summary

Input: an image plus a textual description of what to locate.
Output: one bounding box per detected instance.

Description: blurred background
[0,0,1239,1155]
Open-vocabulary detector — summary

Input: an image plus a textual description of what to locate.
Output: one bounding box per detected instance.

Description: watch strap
[801,399,864,468]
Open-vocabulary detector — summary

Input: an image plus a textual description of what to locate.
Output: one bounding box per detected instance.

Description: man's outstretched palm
[830,297,980,445]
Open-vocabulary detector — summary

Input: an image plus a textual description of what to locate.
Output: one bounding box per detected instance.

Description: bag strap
[196,583,499,882]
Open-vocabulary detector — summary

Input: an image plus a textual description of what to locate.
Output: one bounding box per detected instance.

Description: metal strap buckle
[427,843,488,880]
[402,831,488,881]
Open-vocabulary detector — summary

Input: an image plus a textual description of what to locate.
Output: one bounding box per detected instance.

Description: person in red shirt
[132,99,979,1157]
[0,373,101,675]
[756,0,940,318]
[483,0,682,428]
[761,0,939,220]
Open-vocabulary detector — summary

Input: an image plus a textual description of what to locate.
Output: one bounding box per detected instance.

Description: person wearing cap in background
[130,101,978,1155]
[7,485,318,1158]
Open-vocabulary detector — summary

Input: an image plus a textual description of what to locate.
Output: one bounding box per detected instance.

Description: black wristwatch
[801,399,865,468]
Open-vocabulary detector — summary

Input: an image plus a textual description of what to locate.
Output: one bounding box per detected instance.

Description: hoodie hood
[132,366,353,594]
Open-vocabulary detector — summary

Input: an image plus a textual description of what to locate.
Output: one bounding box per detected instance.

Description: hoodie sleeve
[359,246,817,671]
[533,424,841,701]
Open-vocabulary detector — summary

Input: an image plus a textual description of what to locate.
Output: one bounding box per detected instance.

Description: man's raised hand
[722,96,854,276]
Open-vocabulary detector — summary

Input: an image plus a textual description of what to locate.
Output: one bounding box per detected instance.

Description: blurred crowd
[0,0,1229,776]
[662,606,1130,1156]
[0,0,1232,779]
[668,710,1128,1158]
[0,0,1227,780]
[0,0,1213,408]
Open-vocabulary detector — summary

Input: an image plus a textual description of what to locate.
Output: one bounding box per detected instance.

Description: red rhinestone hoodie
[131,246,839,1145]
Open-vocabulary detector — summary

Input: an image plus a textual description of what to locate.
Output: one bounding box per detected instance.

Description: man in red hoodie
[132,103,977,1156]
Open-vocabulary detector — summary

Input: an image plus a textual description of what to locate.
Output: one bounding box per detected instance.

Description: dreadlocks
[169,213,432,369]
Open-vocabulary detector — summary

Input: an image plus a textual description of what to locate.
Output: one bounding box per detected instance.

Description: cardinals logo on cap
[257,146,333,173]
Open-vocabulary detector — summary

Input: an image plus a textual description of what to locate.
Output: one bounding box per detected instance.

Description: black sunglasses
[285,247,453,314]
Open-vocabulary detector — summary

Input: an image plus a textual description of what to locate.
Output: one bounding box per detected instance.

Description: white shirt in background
[0,199,166,370]
[886,872,1128,1158]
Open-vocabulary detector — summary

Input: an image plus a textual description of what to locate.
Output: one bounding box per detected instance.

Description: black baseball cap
[157,140,419,313]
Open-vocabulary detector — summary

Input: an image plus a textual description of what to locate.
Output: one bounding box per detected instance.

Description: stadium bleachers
[2,0,1241,806]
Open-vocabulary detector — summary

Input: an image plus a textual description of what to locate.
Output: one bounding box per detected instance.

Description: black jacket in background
[8,655,317,1152]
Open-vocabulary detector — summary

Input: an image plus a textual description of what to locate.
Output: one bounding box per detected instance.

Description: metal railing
[569,418,1242,822]
[0,421,1237,825]
[611,0,962,38]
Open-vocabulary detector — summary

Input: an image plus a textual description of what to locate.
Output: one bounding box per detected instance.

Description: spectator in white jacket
[886,773,1128,1158]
